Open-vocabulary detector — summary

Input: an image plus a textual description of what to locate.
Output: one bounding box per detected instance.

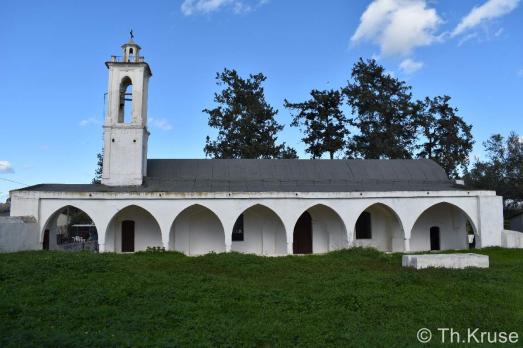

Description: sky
[1,0,522,201]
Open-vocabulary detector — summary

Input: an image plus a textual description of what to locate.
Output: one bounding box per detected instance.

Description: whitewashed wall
[9,189,503,254]
[0,217,39,252]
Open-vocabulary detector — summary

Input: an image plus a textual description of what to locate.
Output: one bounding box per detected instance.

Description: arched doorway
[410,202,476,252]
[105,205,162,252]
[231,205,286,256]
[170,205,225,255]
[353,203,404,252]
[293,212,312,254]
[42,206,98,251]
[293,205,347,254]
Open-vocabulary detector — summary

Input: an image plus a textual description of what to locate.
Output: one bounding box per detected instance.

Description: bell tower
[102,37,152,186]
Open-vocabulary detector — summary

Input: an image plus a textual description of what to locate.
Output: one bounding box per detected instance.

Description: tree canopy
[284,89,348,159]
[417,96,474,178]
[343,58,419,159]
[204,69,296,159]
[92,151,103,184]
[465,132,523,210]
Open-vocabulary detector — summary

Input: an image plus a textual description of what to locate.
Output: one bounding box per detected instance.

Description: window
[355,211,372,239]
[232,214,244,241]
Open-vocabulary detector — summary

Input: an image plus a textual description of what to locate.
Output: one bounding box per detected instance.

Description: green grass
[1,248,522,347]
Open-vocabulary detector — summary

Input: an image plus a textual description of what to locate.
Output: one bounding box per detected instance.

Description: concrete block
[402,253,489,269]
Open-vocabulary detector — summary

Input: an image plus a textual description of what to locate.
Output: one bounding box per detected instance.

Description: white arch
[104,204,163,252]
[292,203,348,254]
[409,201,478,252]
[41,205,99,243]
[169,204,226,255]
[230,204,287,256]
[411,201,478,234]
[40,205,99,251]
[351,202,406,252]
[169,203,224,233]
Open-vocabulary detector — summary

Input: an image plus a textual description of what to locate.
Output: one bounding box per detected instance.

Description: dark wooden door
[43,229,50,250]
[430,226,440,251]
[121,220,135,252]
[293,212,312,254]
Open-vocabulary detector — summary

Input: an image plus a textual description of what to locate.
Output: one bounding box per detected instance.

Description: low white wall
[0,217,40,252]
[477,195,503,247]
[502,230,523,248]
[170,205,225,255]
[231,205,286,256]
[106,205,162,252]
[410,203,468,252]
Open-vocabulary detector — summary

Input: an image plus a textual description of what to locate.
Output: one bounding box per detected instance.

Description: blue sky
[1,0,522,200]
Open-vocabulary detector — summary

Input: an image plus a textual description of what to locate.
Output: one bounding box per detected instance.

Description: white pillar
[99,243,106,253]
[403,238,410,252]
[221,220,234,253]
[159,223,171,251]
[287,242,293,255]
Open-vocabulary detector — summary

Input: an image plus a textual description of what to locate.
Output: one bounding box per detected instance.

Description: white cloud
[181,0,266,16]
[0,161,14,174]
[149,117,173,131]
[79,117,102,127]
[452,0,520,37]
[399,58,424,73]
[351,0,442,57]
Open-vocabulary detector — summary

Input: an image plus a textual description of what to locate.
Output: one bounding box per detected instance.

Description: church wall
[7,190,503,254]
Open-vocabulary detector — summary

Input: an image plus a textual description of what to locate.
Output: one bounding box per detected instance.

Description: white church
[9,39,504,255]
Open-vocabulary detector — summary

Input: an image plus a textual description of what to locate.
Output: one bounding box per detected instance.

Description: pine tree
[343,58,419,159]
[92,151,103,184]
[285,89,349,159]
[417,96,474,177]
[204,68,296,159]
[465,132,523,210]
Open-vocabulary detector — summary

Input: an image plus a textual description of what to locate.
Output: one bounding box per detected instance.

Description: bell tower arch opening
[118,76,133,123]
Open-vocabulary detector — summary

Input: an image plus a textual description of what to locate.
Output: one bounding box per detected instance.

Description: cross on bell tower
[102,36,153,186]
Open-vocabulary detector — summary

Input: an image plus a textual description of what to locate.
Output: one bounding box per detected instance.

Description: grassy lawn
[1,248,522,347]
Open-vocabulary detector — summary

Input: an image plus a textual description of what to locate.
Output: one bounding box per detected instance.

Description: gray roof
[14,159,464,193]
